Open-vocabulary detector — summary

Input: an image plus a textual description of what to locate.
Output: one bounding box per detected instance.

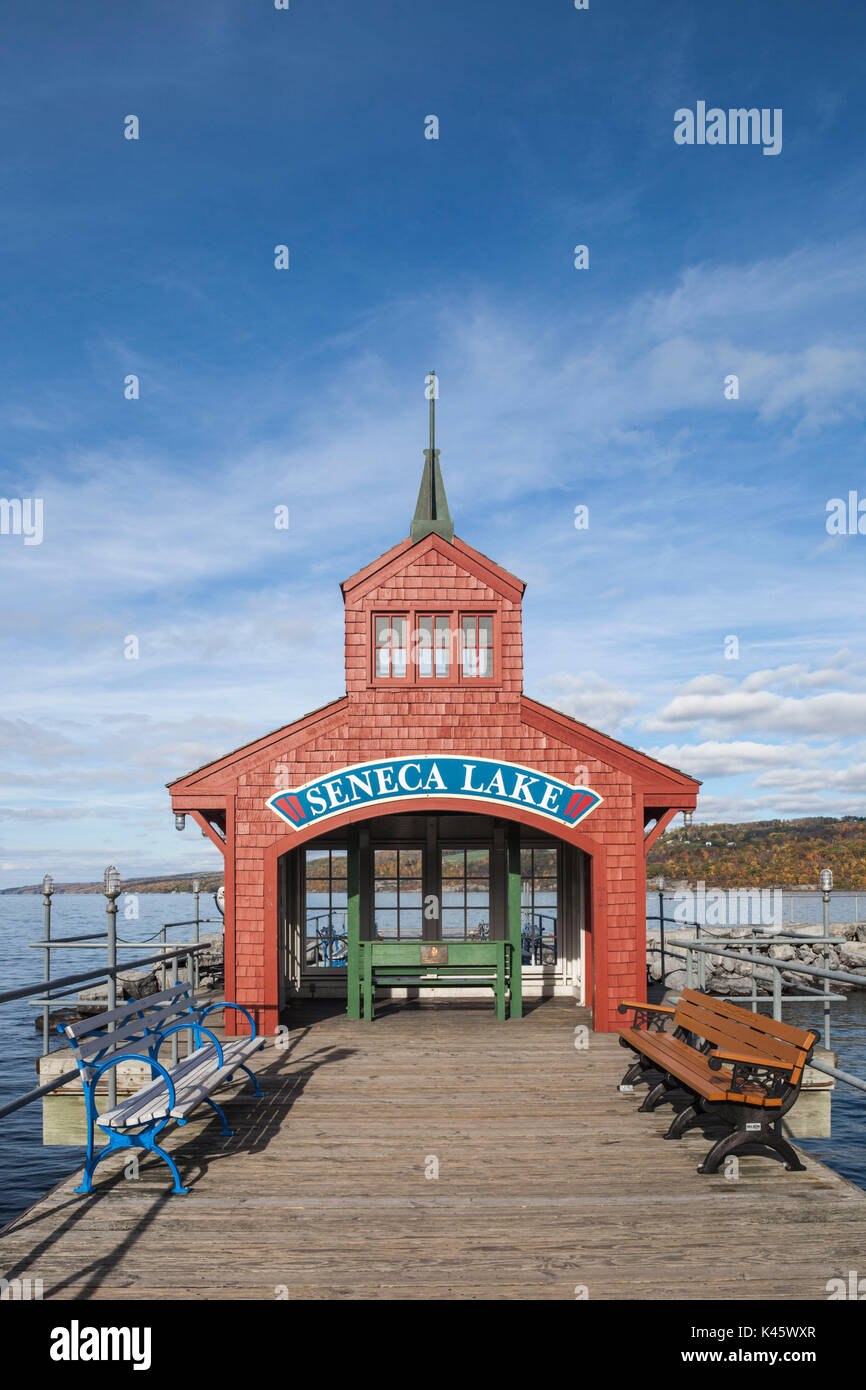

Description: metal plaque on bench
[420,944,448,965]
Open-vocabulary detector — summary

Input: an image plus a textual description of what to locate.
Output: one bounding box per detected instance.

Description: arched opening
[266,802,603,1019]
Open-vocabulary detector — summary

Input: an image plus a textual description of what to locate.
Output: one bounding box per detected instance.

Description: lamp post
[103,865,121,1109]
[820,868,833,1049]
[41,874,55,1054]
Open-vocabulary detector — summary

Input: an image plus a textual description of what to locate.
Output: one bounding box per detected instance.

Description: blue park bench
[61,984,266,1196]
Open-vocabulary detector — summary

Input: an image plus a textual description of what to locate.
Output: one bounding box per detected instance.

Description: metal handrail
[0,945,210,1006]
[677,938,866,990]
[0,942,213,1122]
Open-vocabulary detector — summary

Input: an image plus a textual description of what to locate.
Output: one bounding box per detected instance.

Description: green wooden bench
[358,940,514,1021]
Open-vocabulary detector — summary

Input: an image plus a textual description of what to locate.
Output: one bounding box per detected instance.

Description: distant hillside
[1,871,223,896]
[647,816,866,890]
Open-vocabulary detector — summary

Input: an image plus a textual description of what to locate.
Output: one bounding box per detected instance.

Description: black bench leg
[698,1120,807,1174]
[639,1077,677,1112]
[620,1058,656,1088]
[664,1100,702,1140]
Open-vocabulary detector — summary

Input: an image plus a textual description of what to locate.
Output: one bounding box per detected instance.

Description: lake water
[1,890,864,1229]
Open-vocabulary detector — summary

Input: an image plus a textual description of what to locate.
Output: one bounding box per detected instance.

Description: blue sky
[2,0,866,888]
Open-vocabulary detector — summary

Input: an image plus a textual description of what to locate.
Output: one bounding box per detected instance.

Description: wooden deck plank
[1,999,864,1300]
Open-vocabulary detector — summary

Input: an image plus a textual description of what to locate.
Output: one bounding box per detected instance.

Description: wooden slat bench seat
[616,988,818,1173]
[62,984,266,1195]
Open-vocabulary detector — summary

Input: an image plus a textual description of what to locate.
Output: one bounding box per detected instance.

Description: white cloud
[530,671,642,732]
[643,740,824,777]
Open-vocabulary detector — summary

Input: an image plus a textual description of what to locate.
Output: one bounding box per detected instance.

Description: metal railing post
[686,944,694,989]
[772,966,782,1022]
[822,874,832,1051]
[657,881,666,985]
[172,952,180,1067]
[41,875,54,1054]
[103,867,120,1111]
[193,880,201,992]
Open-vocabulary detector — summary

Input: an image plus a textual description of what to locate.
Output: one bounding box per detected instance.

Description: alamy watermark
[674,103,782,156]
[0,497,43,545]
[670,880,782,928]
[826,491,866,535]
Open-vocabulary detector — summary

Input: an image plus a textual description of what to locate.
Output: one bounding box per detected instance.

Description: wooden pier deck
[2,998,865,1300]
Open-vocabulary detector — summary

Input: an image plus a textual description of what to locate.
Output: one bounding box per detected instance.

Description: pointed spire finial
[411,370,454,543]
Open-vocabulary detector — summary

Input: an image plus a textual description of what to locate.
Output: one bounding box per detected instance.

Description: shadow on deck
[1,998,864,1300]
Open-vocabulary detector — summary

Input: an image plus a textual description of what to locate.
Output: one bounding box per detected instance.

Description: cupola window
[461,614,493,679]
[374,615,408,678]
[372,611,495,684]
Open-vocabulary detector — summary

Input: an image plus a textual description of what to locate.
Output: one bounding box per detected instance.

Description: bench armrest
[88,1053,178,1115]
[708,1048,792,1075]
[617,1000,674,1032]
[617,1001,674,1015]
[156,1021,225,1068]
[197,1001,258,1038]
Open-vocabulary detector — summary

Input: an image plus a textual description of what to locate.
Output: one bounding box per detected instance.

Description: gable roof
[341,531,525,605]
[167,688,699,802]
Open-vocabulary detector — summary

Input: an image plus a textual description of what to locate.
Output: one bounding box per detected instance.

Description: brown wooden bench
[616,988,818,1173]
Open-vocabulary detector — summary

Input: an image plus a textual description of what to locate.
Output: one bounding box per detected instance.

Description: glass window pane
[392,616,407,677]
[373,910,398,940]
[478,616,493,677]
[417,616,433,678]
[442,909,466,939]
[441,849,464,879]
[534,848,557,875]
[435,617,451,677]
[401,848,422,877]
[466,850,489,877]
[461,616,477,677]
[397,910,423,939]
[304,847,347,969]
[520,845,559,967]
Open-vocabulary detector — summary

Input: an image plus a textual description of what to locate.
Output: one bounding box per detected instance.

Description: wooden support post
[507,824,523,1019]
[363,945,373,1022]
[496,945,506,1021]
[346,825,361,1020]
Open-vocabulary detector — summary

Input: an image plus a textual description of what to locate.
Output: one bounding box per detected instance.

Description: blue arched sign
[267,755,602,832]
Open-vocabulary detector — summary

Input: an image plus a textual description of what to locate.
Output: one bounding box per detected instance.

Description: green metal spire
[411,370,454,543]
